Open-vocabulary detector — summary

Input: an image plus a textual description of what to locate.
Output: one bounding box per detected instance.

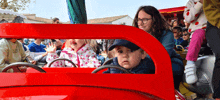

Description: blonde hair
[65,39,97,52]
[84,39,98,52]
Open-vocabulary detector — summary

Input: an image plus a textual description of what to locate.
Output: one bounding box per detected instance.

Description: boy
[28,39,48,62]
[172,26,184,46]
[181,28,190,48]
[103,39,155,74]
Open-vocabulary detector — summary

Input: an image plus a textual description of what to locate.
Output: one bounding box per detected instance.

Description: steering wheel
[92,65,132,73]
[2,62,46,73]
[47,58,77,68]
[102,58,113,65]
[176,45,184,50]
[176,45,185,54]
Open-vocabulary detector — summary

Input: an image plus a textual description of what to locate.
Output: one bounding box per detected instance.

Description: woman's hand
[45,42,57,53]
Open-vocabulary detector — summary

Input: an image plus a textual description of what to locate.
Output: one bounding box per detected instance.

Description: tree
[0,0,35,12]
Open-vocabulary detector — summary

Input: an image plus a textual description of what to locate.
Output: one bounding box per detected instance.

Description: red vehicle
[0,23,176,99]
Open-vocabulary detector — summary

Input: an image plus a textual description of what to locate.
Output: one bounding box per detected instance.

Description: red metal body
[159,6,185,15]
[159,6,185,21]
[0,23,175,100]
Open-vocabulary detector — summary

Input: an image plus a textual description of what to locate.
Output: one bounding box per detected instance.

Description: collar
[112,57,146,73]
[63,44,90,54]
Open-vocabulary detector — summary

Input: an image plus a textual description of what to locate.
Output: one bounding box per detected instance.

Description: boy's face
[172,29,180,38]
[115,46,145,69]
[10,38,17,43]
[183,32,190,40]
[53,20,59,24]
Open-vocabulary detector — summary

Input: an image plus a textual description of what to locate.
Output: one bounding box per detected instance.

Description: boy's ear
[141,51,147,59]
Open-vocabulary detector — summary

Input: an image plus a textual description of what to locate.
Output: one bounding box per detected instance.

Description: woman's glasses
[136,18,152,24]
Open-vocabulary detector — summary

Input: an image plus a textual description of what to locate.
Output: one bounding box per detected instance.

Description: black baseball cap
[109,39,140,51]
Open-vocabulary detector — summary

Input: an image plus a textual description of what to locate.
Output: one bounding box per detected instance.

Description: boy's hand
[45,42,56,53]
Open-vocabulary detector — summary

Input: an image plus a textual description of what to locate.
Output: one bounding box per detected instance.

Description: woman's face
[137,10,153,33]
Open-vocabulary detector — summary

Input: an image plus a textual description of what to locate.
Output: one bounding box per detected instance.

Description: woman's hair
[132,6,170,40]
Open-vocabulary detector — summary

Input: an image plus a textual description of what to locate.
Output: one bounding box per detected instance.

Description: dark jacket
[180,40,189,48]
[147,30,183,61]
[103,57,155,74]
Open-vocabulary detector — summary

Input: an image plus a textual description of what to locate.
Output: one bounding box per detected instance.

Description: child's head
[66,39,97,52]
[8,38,17,43]
[172,26,182,38]
[12,16,24,23]
[52,17,59,24]
[109,39,146,69]
[182,28,190,41]
[171,19,178,28]
[6,38,17,43]
[67,39,86,51]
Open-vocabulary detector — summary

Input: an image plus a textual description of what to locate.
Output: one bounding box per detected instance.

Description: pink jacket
[46,44,100,68]
[183,0,207,34]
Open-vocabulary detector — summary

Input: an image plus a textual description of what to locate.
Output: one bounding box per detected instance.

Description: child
[28,39,48,63]
[181,28,190,48]
[172,26,184,46]
[183,0,207,84]
[171,19,179,30]
[103,39,154,74]
[45,39,100,68]
[0,38,36,71]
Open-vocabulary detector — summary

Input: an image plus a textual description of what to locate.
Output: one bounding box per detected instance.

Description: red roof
[159,6,186,14]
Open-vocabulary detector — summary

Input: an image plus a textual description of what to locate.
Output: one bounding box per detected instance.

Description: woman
[132,5,184,90]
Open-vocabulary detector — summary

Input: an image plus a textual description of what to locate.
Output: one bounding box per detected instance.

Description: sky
[18,0,188,23]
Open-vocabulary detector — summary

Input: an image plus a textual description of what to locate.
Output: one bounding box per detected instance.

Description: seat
[183,55,215,96]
